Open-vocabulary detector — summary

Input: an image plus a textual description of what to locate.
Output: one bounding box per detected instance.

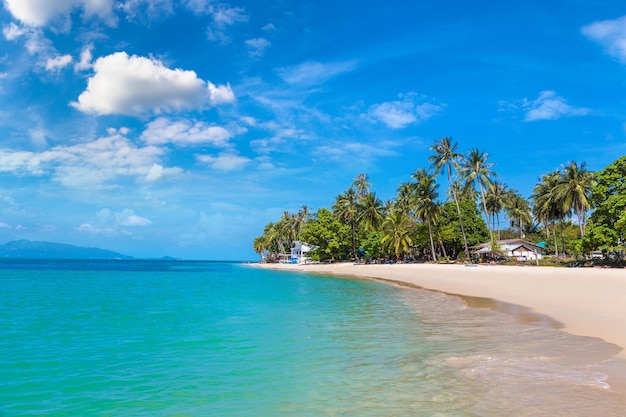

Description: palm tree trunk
[479,183,493,242]
[448,169,470,259]
[553,223,559,257]
[427,220,437,262]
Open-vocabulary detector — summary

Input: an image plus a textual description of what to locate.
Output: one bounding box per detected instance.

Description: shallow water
[0,260,624,416]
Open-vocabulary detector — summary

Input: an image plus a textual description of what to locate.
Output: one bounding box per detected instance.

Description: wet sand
[255,261,626,393]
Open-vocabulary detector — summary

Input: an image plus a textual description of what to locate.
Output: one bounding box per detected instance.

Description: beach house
[288,241,317,264]
[472,239,543,261]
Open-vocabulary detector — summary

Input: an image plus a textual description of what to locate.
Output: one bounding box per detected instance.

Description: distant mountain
[0,240,135,259]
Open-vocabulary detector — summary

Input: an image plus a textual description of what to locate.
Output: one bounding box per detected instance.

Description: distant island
[0,240,137,259]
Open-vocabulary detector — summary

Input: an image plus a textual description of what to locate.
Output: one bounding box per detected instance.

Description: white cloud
[245,37,271,57]
[206,4,248,43]
[261,23,277,32]
[145,163,183,181]
[276,60,356,86]
[117,0,173,22]
[196,152,251,171]
[75,45,93,71]
[74,223,122,236]
[369,93,443,129]
[71,52,235,116]
[2,22,28,40]
[582,15,626,63]
[141,117,232,147]
[0,131,181,187]
[4,0,115,27]
[46,54,73,71]
[523,90,589,122]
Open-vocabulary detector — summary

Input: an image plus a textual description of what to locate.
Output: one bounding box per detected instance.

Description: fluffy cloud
[4,0,115,27]
[141,117,232,147]
[0,131,181,187]
[245,37,271,57]
[71,52,235,116]
[196,152,251,171]
[369,93,443,129]
[582,15,626,63]
[523,90,589,122]
[46,54,73,71]
[96,208,152,227]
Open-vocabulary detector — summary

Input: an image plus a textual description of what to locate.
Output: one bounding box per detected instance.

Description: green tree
[460,148,497,242]
[358,192,386,233]
[581,156,626,253]
[411,168,440,261]
[505,193,532,239]
[301,208,351,261]
[439,199,488,259]
[352,173,372,200]
[485,181,509,240]
[554,161,595,236]
[381,206,414,260]
[333,187,360,259]
[429,137,470,259]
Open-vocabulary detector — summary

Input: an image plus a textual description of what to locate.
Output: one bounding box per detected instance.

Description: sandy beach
[257,262,626,360]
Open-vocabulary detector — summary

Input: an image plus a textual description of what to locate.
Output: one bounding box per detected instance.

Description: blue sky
[0,0,625,260]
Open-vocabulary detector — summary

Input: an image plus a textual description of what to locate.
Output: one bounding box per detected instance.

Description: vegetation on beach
[254,139,625,264]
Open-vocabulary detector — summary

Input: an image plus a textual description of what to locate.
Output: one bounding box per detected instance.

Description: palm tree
[333,188,359,259]
[532,170,564,256]
[381,207,414,260]
[429,137,470,259]
[358,192,385,232]
[485,181,509,240]
[460,148,496,242]
[411,168,440,261]
[253,236,267,261]
[554,161,595,236]
[505,193,532,239]
[352,173,372,200]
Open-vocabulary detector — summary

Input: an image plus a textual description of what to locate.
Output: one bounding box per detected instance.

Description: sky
[0,0,625,260]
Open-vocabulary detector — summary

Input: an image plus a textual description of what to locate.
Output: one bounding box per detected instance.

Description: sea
[1,259,625,417]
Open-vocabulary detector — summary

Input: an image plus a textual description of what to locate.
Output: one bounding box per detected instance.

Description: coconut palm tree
[429,137,470,259]
[333,187,359,259]
[358,192,386,232]
[532,170,564,256]
[460,148,496,242]
[352,173,372,200]
[505,193,532,239]
[411,168,440,261]
[485,181,509,240]
[554,161,595,236]
[253,236,267,261]
[381,206,414,260]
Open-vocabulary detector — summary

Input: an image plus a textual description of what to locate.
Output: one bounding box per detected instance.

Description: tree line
[253,137,626,264]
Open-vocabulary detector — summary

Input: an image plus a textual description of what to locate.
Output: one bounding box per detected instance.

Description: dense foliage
[254,138,624,263]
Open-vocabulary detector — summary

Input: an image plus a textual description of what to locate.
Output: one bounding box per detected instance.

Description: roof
[471,239,544,252]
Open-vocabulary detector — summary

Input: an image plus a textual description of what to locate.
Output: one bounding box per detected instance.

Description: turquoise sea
[1,260,625,416]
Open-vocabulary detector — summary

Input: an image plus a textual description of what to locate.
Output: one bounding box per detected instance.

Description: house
[287,241,317,264]
[472,239,543,261]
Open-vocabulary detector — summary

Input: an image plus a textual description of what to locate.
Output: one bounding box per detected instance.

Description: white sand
[258,262,626,360]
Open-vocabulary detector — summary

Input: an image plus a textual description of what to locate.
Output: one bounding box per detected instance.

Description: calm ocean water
[1,259,624,416]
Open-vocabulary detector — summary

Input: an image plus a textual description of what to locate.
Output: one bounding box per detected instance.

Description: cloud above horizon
[71,52,235,116]
[369,93,444,128]
[4,0,115,27]
[522,90,589,121]
[582,15,626,63]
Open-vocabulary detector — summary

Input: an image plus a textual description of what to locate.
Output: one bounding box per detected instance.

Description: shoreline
[254,261,626,393]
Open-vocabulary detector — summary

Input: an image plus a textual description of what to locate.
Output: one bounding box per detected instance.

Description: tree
[554,161,595,236]
[333,188,360,259]
[439,199,489,259]
[485,181,509,240]
[300,208,351,261]
[352,173,372,200]
[252,236,267,261]
[532,170,566,256]
[429,137,470,259]
[358,192,385,233]
[581,156,626,253]
[381,206,414,260]
[460,148,496,242]
[411,168,440,261]
[505,193,532,239]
